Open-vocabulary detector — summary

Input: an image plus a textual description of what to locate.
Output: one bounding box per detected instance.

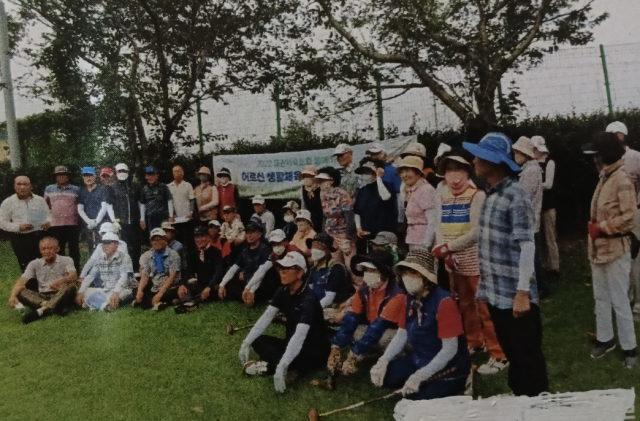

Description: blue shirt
[353,181,397,235]
[382,163,402,193]
[78,185,112,219]
[477,176,538,309]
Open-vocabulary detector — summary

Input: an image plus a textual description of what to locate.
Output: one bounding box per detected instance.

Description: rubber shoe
[152,302,167,312]
[591,340,616,359]
[469,346,486,356]
[242,361,268,376]
[623,348,637,369]
[22,311,41,325]
[477,358,509,375]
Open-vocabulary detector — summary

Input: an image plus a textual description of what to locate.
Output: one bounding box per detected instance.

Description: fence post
[0,0,20,169]
[274,84,282,141]
[599,44,614,115]
[374,70,384,141]
[196,98,204,156]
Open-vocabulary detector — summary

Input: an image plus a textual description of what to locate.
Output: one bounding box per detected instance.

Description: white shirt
[168,180,195,218]
[0,194,52,233]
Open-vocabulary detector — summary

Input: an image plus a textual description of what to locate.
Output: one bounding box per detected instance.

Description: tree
[269,0,607,129]
[14,0,292,166]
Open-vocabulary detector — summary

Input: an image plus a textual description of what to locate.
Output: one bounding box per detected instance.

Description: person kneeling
[134,228,181,310]
[8,237,77,324]
[370,250,471,400]
[327,250,406,376]
[238,251,330,393]
[76,232,134,311]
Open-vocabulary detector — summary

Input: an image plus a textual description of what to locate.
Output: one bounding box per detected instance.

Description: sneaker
[152,302,167,312]
[464,372,474,396]
[623,348,637,369]
[22,310,41,325]
[477,358,509,375]
[469,346,486,356]
[242,361,268,376]
[591,339,616,359]
[174,302,198,314]
[13,302,25,310]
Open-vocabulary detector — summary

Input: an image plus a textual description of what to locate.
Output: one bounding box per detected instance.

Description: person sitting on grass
[220,205,245,263]
[174,226,225,313]
[370,249,471,400]
[306,232,349,309]
[242,229,300,307]
[79,221,127,280]
[218,221,271,303]
[162,221,188,285]
[327,249,406,377]
[76,232,134,311]
[239,251,330,393]
[208,219,231,259]
[8,237,77,324]
[134,228,181,310]
[281,200,299,241]
[369,231,404,266]
[290,209,317,259]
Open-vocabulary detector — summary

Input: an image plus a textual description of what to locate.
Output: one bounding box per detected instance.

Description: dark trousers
[120,223,141,272]
[48,226,80,272]
[18,284,76,313]
[134,282,179,310]
[252,335,330,374]
[382,355,467,400]
[223,270,280,303]
[173,220,194,253]
[10,232,42,273]
[488,304,549,396]
[146,214,167,233]
[534,250,549,296]
[82,226,101,252]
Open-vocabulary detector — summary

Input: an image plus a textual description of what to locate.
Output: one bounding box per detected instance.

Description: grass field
[0,237,638,420]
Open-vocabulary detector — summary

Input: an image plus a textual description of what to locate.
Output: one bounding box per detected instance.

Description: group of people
[2,121,638,401]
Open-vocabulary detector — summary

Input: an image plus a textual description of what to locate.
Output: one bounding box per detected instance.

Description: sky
[1,0,639,148]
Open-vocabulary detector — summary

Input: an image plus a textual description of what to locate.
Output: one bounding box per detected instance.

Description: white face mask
[363,271,383,289]
[272,245,286,256]
[362,174,376,185]
[311,248,326,262]
[220,179,230,186]
[284,215,294,223]
[116,172,129,181]
[402,276,424,296]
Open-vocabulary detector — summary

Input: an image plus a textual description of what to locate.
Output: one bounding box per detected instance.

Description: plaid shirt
[81,250,133,293]
[140,247,181,292]
[477,176,538,309]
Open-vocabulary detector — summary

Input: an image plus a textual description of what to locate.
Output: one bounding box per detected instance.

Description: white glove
[239,342,250,365]
[87,220,97,230]
[401,373,422,397]
[274,364,287,393]
[370,358,389,387]
[340,240,351,255]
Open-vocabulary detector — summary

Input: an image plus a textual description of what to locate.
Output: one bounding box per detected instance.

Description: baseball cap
[149,228,166,239]
[145,166,158,174]
[275,251,307,271]
[222,205,237,213]
[366,143,385,154]
[333,143,352,156]
[370,231,398,246]
[161,221,175,231]
[115,163,129,172]
[355,160,378,175]
[606,121,628,136]
[268,229,287,243]
[252,195,266,205]
[100,167,114,176]
[282,200,300,213]
[81,167,96,176]
[462,132,520,172]
[101,232,120,243]
[245,220,265,233]
[531,136,549,154]
[53,165,71,175]
[193,226,208,236]
[208,219,221,227]
[99,222,114,234]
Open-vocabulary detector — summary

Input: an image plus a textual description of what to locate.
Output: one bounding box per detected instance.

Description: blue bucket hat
[81,166,96,175]
[462,132,520,172]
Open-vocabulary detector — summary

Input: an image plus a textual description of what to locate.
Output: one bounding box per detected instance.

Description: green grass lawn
[0,237,638,420]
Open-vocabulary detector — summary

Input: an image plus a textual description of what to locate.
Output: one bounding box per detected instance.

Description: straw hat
[396,156,424,173]
[512,136,536,159]
[395,249,436,283]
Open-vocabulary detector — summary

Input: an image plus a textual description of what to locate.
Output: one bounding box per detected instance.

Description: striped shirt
[44,184,80,226]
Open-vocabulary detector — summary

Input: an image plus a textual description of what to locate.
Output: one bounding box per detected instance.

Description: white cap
[531,136,548,153]
[268,229,287,243]
[295,209,312,224]
[115,163,129,172]
[99,222,114,234]
[101,232,120,243]
[149,228,166,239]
[313,172,332,181]
[513,136,536,158]
[208,219,221,227]
[252,195,266,205]
[366,143,385,154]
[435,143,452,160]
[402,143,427,158]
[275,251,307,271]
[606,121,628,136]
[356,261,378,272]
[333,143,352,156]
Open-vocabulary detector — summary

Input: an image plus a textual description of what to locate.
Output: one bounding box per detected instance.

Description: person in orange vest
[216,168,240,220]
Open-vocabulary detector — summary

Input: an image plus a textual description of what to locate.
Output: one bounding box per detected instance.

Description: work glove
[588,221,602,240]
[401,373,423,397]
[238,342,250,366]
[274,364,287,393]
[341,350,361,376]
[431,243,450,260]
[370,358,389,387]
[327,345,343,376]
[87,220,97,230]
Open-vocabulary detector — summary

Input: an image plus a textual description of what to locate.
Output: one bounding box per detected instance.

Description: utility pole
[0,0,20,168]
[599,44,614,116]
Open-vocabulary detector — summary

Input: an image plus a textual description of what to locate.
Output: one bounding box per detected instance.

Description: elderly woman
[398,156,437,251]
[300,165,324,232]
[281,200,300,241]
[370,249,471,399]
[193,167,219,225]
[583,132,637,369]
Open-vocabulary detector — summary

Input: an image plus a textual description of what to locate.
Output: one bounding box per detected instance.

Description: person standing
[398,156,437,251]
[78,167,115,252]
[583,132,637,369]
[168,165,195,247]
[194,166,219,226]
[111,163,142,272]
[0,176,52,272]
[99,167,115,187]
[463,132,548,397]
[44,166,81,271]
[216,168,240,216]
[367,143,403,221]
[140,166,174,233]
[299,165,323,233]
[333,143,359,200]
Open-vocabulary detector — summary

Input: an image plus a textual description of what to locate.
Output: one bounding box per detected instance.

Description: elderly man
[0,175,52,271]
[252,195,275,236]
[333,143,359,199]
[44,166,81,271]
[111,163,143,271]
[134,228,181,310]
[140,166,174,233]
[78,167,115,251]
[76,232,134,311]
[8,237,77,324]
[168,165,195,248]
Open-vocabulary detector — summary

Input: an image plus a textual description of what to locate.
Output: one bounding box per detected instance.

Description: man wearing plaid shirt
[463,133,548,397]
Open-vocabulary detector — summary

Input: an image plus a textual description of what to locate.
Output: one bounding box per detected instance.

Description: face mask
[311,248,326,262]
[403,276,424,296]
[117,173,129,181]
[302,178,313,187]
[444,170,469,194]
[272,245,286,256]
[362,174,376,185]
[284,215,294,223]
[363,271,383,289]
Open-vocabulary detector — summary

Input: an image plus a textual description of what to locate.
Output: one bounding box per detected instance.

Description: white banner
[213,136,417,199]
